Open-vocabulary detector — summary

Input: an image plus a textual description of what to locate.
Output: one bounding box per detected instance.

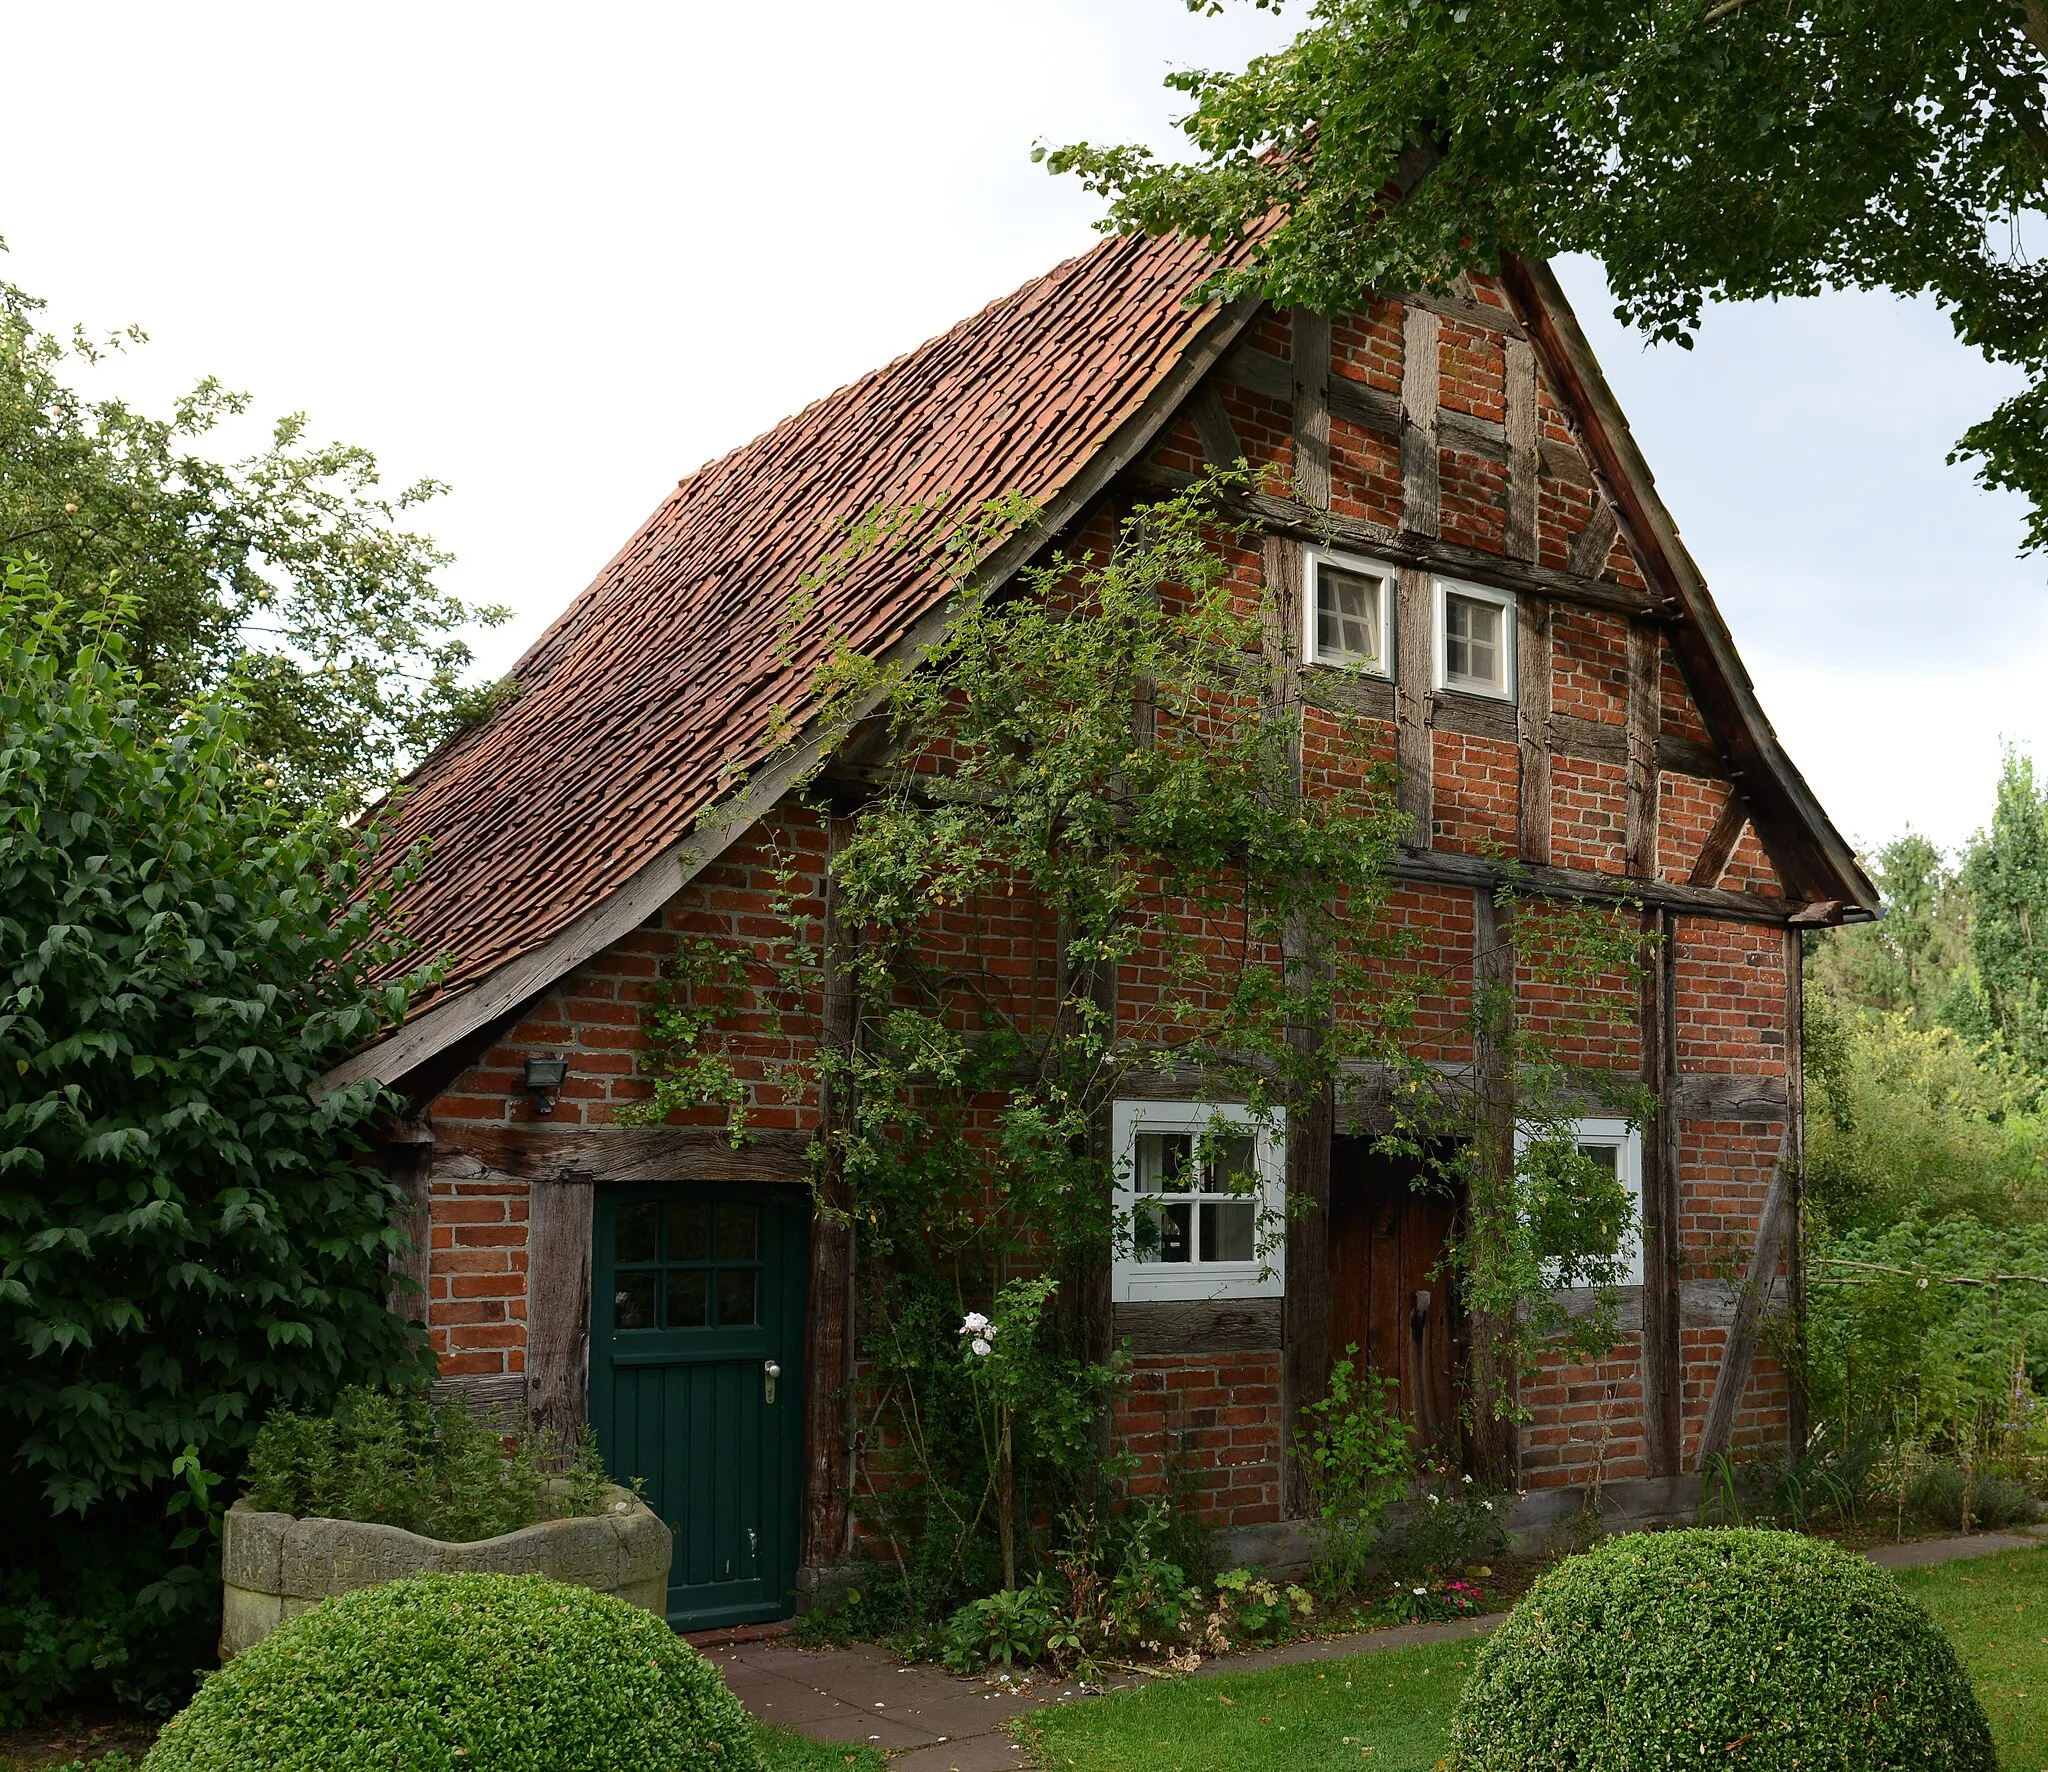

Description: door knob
[763,1360,781,1405]
[1412,1289,1431,1331]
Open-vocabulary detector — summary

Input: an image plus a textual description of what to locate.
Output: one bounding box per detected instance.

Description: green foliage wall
[0,556,434,1713]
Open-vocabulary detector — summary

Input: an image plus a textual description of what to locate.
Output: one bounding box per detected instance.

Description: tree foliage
[0,267,508,802]
[1044,0,2048,550]
[0,555,434,1708]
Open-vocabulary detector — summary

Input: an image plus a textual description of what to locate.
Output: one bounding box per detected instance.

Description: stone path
[709,1527,2048,1772]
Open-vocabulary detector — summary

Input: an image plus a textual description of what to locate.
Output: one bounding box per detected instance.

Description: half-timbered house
[327,231,1878,1630]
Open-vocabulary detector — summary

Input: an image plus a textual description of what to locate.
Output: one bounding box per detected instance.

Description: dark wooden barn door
[589,1185,808,1631]
[1328,1138,1459,1456]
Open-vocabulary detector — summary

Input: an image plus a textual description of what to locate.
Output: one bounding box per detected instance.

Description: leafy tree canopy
[1044,0,2048,549]
[0,555,433,1703]
[1,262,508,803]
[1950,748,2048,1069]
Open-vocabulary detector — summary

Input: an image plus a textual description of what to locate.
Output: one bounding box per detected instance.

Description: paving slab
[1864,1528,2048,1570]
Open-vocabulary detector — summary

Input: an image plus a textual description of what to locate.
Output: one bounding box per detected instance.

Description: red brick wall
[1116,1355,1285,1528]
[425,1175,529,1379]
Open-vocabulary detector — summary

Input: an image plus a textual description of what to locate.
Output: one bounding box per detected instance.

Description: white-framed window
[1111,1100,1286,1303]
[1302,545,1395,675]
[1516,1116,1644,1286]
[1433,576,1516,701]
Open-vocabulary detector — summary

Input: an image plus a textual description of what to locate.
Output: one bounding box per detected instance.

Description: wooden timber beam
[1395,567,1434,848]
[1291,308,1333,509]
[1640,909,1682,1476]
[1693,1126,1796,1472]
[1390,847,1795,925]
[1517,597,1553,866]
[1626,623,1661,882]
[1688,793,1751,889]
[1504,338,1540,564]
[1398,308,1442,538]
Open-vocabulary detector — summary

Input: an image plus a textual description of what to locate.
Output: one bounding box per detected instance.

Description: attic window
[1434,576,1515,701]
[1303,546,1393,675]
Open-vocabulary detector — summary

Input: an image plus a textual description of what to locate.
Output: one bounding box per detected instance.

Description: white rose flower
[971,1337,993,1357]
[961,1311,991,1334]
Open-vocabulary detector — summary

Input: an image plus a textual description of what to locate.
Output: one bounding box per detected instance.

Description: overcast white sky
[6,0,2042,856]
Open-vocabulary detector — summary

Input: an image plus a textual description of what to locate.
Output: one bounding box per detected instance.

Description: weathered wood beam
[1504,338,1540,564]
[1395,567,1434,848]
[1291,308,1333,509]
[1115,1298,1283,1356]
[1626,623,1661,881]
[1389,847,1791,926]
[1688,792,1750,889]
[432,1121,815,1184]
[1639,910,1681,1477]
[526,1178,593,1441]
[1399,308,1442,538]
[1783,925,1809,1455]
[1400,286,1531,342]
[1517,597,1553,867]
[1566,501,1620,581]
[1431,688,1519,745]
[1694,1126,1795,1472]
[1543,712,1735,783]
[1468,886,1520,1487]
[1189,385,1245,470]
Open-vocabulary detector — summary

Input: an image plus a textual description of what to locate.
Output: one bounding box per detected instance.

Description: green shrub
[240,1387,614,1542]
[1448,1528,1993,1770]
[141,1573,758,1772]
[1909,1462,2041,1531]
[1293,1350,1413,1596]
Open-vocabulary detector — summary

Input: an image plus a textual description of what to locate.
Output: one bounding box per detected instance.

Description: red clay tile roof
[375,228,1250,1002]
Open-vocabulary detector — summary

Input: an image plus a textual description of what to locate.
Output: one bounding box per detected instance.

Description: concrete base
[219,1484,671,1658]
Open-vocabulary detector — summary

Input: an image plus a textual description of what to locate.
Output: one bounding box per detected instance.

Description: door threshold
[684,1617,798,1650]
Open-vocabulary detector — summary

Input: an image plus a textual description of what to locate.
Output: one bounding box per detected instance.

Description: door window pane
[1202,1201,1256,1262]
[1136,1133,1194,1193]
[614,1271,658,1329]
[615,1202,659,1265]
[717,1204,759,1262]
[717,1268,760,1326]
[1136,1198,1193,1263]
[1203,1135,1258,1194]
[668,1202,710,1262]
[667,1270,709,1328]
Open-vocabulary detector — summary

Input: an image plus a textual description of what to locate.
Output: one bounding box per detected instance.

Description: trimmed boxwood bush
[142,1573,759,1772]
[1448,1528,1992,1770]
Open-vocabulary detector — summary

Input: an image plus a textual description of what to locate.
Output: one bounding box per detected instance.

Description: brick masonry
[408,275,1798,1530]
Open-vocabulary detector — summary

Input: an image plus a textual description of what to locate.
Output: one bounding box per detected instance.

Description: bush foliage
[141,1573,759,1772]
[1448,1529,1993,1770]
[0,557,434,1712]
[240,1387,619,1543]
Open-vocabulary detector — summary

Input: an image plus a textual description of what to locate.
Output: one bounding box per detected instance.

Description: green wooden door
[590,1185,808,1631]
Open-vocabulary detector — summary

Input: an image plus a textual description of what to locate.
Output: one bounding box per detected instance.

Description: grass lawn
[753,1724,888,1772]
[1894,1547,2048,1772]
[1018,1546,2048,1772]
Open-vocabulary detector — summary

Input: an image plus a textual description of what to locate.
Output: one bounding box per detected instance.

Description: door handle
[763,1360,780,1405]
[1412,1289,1431,1332]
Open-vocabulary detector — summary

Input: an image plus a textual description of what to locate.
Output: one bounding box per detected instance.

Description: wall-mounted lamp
[522,1055,571,1117]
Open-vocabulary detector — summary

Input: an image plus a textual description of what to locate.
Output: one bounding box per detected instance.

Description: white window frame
[1516,1116,1644,1287]
[1302,544,1396,677]
[1432,575,1517,702]
[1111,1100,1287,1303]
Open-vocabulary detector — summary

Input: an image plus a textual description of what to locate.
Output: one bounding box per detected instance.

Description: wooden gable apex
[1130,265,1875,926]
[328,243,1872,1097]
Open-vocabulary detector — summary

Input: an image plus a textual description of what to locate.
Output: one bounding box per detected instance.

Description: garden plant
[140,1573,759,1772]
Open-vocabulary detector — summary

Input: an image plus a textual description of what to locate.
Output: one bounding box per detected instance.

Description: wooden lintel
[1517,597,1553,867]
[1687,792,1750,889]
[1430,688,1519,745]
[1399,307,1442,538]
[432,1121,816,1185]
[1398,286,1531,342]
[1291,308,1333,509]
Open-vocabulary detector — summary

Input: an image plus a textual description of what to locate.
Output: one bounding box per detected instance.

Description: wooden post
[1291,308,1332,510]
[1396,567,1433,850]
[803,824,857,1571]
[1687,793,1749,890]
[1783,924,1809,1455]
[526,1177,593,1442]
[1638,910,1682,1478]
[1467,886,1519,1488]
[1503,338,1539,563]
[1399,307,1441,538]
[1625,622,1660,882]
[383,1128,433,1327]
[1567,502,1618,581]
[1516,598,1552,867]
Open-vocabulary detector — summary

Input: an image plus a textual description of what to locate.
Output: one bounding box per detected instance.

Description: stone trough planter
[219,1485,672,1657]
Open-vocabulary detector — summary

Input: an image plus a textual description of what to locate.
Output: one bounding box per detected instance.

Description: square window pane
[615,1202,659,1265]
[667,1270,709,1328]
[1317,565,1381,664]
[1201,1201,1256,1263]
[1136,1134,1194,1194]
[668,1202,710,1262]
[1134,1199,1193,1263]
[1202,1134,1259,1195]
[613,1271,657,1330]
[1578,1142,1619,1174]
[717,1268,760,1325]
[1445,593,1503,689]
[717,1204,759,1262]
